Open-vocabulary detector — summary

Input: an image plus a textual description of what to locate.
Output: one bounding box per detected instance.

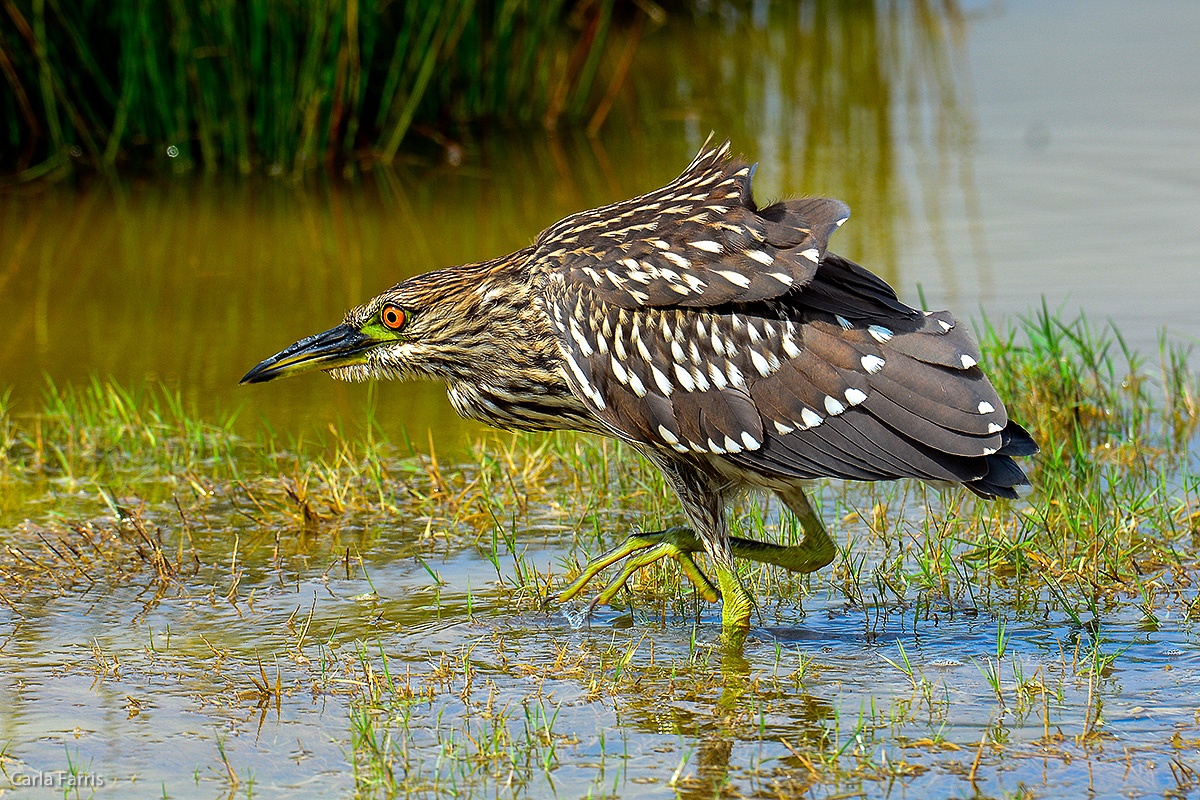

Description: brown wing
[534,140,849,308]
[540,143,1033,495]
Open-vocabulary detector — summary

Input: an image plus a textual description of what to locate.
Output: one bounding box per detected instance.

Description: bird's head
[240,263,518,387]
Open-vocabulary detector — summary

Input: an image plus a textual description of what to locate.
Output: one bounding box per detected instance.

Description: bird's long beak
[240,323,374,384]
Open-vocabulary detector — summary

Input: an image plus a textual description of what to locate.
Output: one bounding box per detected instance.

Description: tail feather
[964,421,1039,499]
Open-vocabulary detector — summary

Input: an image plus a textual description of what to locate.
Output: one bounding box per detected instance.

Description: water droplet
[166,145,179,158]
[560,604,590,630]
[929,657,963,668]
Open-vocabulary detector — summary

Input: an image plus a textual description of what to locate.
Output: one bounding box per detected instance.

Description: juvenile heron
[242,141,1037,631]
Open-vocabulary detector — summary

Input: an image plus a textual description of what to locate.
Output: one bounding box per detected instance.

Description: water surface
[2,1,1199,798]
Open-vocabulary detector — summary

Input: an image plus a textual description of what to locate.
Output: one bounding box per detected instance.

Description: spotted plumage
[242,139,1037,632]
[539,141,1034,501]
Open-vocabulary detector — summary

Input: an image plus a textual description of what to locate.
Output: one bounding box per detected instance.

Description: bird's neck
[402,255,592,432]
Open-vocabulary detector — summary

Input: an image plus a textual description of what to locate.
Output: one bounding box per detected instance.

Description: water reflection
[0,2,982,456]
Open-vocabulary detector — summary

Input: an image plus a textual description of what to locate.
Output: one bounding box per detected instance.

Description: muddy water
[2,1,1200,798]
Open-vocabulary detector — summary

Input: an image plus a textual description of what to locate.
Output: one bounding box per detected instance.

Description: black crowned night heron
[242,140,1037,631]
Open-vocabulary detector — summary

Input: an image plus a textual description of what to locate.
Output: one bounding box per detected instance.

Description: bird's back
[530,141,1035,498]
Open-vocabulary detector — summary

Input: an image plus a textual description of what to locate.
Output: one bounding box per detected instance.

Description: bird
[241,139,1037,632]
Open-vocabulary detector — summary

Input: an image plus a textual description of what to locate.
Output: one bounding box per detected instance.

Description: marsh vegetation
[1,309,1198,797]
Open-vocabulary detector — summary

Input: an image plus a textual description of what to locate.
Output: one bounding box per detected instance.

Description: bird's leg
[723,487,837,574]
[712,556,755,631]
[561,455,755,629]
[665,465,756,631]
[780,486,837,571]
[558,488,834,626]
[559,527,721,607]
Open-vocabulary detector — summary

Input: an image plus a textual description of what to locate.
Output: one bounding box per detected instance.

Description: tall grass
[0,0,635,176]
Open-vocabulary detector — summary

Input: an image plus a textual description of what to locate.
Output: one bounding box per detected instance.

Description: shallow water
[3,1,1200,798]
[5,491,1200,799]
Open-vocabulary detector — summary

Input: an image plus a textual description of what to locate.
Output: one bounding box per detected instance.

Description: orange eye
[381,305,406,330]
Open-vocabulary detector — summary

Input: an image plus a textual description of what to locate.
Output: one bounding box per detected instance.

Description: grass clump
[0,0,642,177]
[1,378,241,480]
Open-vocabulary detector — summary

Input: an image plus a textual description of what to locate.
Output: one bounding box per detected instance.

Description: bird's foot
[560,526,720,615]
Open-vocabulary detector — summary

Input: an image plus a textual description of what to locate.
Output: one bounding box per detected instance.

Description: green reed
[0,0,627,176]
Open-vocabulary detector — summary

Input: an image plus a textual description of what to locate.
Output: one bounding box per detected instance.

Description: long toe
[561,527,715,608]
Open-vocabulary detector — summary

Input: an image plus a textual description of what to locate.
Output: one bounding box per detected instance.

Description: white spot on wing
[657,425,680,445]
[565,353,605,410]
[741,431,760,450]
[635,335,652,362]
[568,318,593,357]
[750,349,773,377]
[868,325,893,343]
[650,365,673,395]
[861,354,885,373]
[716,269,752,288]
[978,401,995,414]
[674,363,696,391]
[725,361,745,387]
[611,356,629,385]
[690,240,723,253]
[773,420,795,435]
[799,248,820,263]
[627,370,646,397]
[747,250,774,266]
[800,408,823,429]
[988,422,1004,434]
[845,388,867,405]
[824,395,845,415]
[961,354,978,368]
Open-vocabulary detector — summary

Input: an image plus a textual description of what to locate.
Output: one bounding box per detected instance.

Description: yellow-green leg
[559,486,835,629]
[713,558,754,630]
[559,526,721,609]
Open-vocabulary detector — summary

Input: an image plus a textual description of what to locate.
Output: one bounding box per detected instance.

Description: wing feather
[539,141,1034,498]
